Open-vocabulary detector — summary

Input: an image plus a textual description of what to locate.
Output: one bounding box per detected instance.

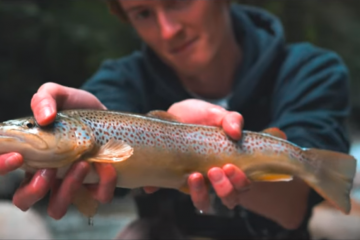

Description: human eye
[134,9,152,21]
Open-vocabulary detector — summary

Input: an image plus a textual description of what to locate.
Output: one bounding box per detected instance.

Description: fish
[0,109,357,220]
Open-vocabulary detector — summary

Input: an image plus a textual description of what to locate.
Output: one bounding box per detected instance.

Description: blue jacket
[82,3,351,239]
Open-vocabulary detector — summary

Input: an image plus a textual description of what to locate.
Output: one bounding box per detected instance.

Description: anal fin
[72,186,99,219]
[250,173,293,182]
[87,138,133,163]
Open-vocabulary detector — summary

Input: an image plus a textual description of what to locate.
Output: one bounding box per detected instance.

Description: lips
[170,37,198,54]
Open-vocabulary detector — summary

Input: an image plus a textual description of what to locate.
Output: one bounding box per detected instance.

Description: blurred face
[119,0,232,76]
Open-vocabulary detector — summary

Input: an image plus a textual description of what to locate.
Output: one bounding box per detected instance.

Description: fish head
[0,113,95,168]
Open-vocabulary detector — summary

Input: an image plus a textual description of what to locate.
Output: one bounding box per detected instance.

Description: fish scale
[69,109,307,163]
[67,109,238,156]
[60,109,336,170]
[242,132,307,163]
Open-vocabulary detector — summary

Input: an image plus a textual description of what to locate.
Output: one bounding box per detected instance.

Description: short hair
[106,0,233,22]
[106,0,128,21]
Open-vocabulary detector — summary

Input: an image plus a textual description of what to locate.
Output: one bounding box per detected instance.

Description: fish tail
[302,148,357,214]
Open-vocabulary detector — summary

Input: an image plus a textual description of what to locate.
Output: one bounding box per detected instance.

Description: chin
[175,63,205,76]
[173,56,210,76]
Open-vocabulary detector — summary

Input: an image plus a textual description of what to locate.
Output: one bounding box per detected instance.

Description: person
[0,0,351,239]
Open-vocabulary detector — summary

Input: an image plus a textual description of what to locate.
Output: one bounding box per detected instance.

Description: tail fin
[302,148,357,214]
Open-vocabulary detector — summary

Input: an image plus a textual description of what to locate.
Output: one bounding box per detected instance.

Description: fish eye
[26,121,34,128]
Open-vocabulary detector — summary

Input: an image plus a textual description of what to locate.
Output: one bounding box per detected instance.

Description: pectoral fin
[262,127,287,140]
[146,110,181,122]
[250,173,293,182]
[87,138,134,163]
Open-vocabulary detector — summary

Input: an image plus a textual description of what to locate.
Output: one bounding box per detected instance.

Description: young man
[0,0,351,239]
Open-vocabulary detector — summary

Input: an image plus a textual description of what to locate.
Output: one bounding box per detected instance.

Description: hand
[7,82,118,220]
[143,99,250,212]
[0,153,23,176]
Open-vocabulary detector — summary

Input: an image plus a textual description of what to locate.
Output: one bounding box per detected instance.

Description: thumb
[168,99,243,140]
[31,82,106,126]
[31,91,57,126]
[168,99,227,125]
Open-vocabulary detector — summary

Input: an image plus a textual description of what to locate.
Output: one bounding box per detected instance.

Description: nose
[157,11,182,40]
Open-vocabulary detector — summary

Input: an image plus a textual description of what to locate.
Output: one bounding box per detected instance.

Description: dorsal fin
[146,110,181,122]
[262,127,287,140]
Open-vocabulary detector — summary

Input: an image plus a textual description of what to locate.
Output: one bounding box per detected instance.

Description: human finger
[12,169,57,211]
[31,82,106,126]
[188,172,211,212]
[47,162,90,220]
[0,153,23,175]
[208,167,238,209]
[221,111,244,140]
[167,99,244,140]
[223,164,250,192]
[86,163,117,203]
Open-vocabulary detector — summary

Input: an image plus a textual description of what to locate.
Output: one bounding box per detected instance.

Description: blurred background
[0,0,360,239]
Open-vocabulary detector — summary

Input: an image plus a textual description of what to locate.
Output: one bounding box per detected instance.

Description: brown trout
[0,109,357,218]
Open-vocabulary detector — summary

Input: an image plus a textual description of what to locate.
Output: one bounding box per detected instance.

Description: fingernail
[5,154,22,168]
[230,121,240,131]
[43,106,52,119]
[225,165,236,178]
[189,173,204,191]
[100,104,107,110]
[209,169,224,183]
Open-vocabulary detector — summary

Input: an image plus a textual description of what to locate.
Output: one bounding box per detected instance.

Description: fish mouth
[0,128,48,150]
[0,131,24,141]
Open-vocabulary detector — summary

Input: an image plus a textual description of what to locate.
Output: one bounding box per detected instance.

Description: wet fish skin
[0,109,356,218]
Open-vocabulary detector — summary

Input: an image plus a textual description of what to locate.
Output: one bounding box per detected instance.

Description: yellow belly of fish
[110,147,215,190]
[64,147,306,191]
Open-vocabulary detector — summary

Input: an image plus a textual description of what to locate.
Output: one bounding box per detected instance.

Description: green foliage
[0,0,140,119]
[1,0,360,123]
